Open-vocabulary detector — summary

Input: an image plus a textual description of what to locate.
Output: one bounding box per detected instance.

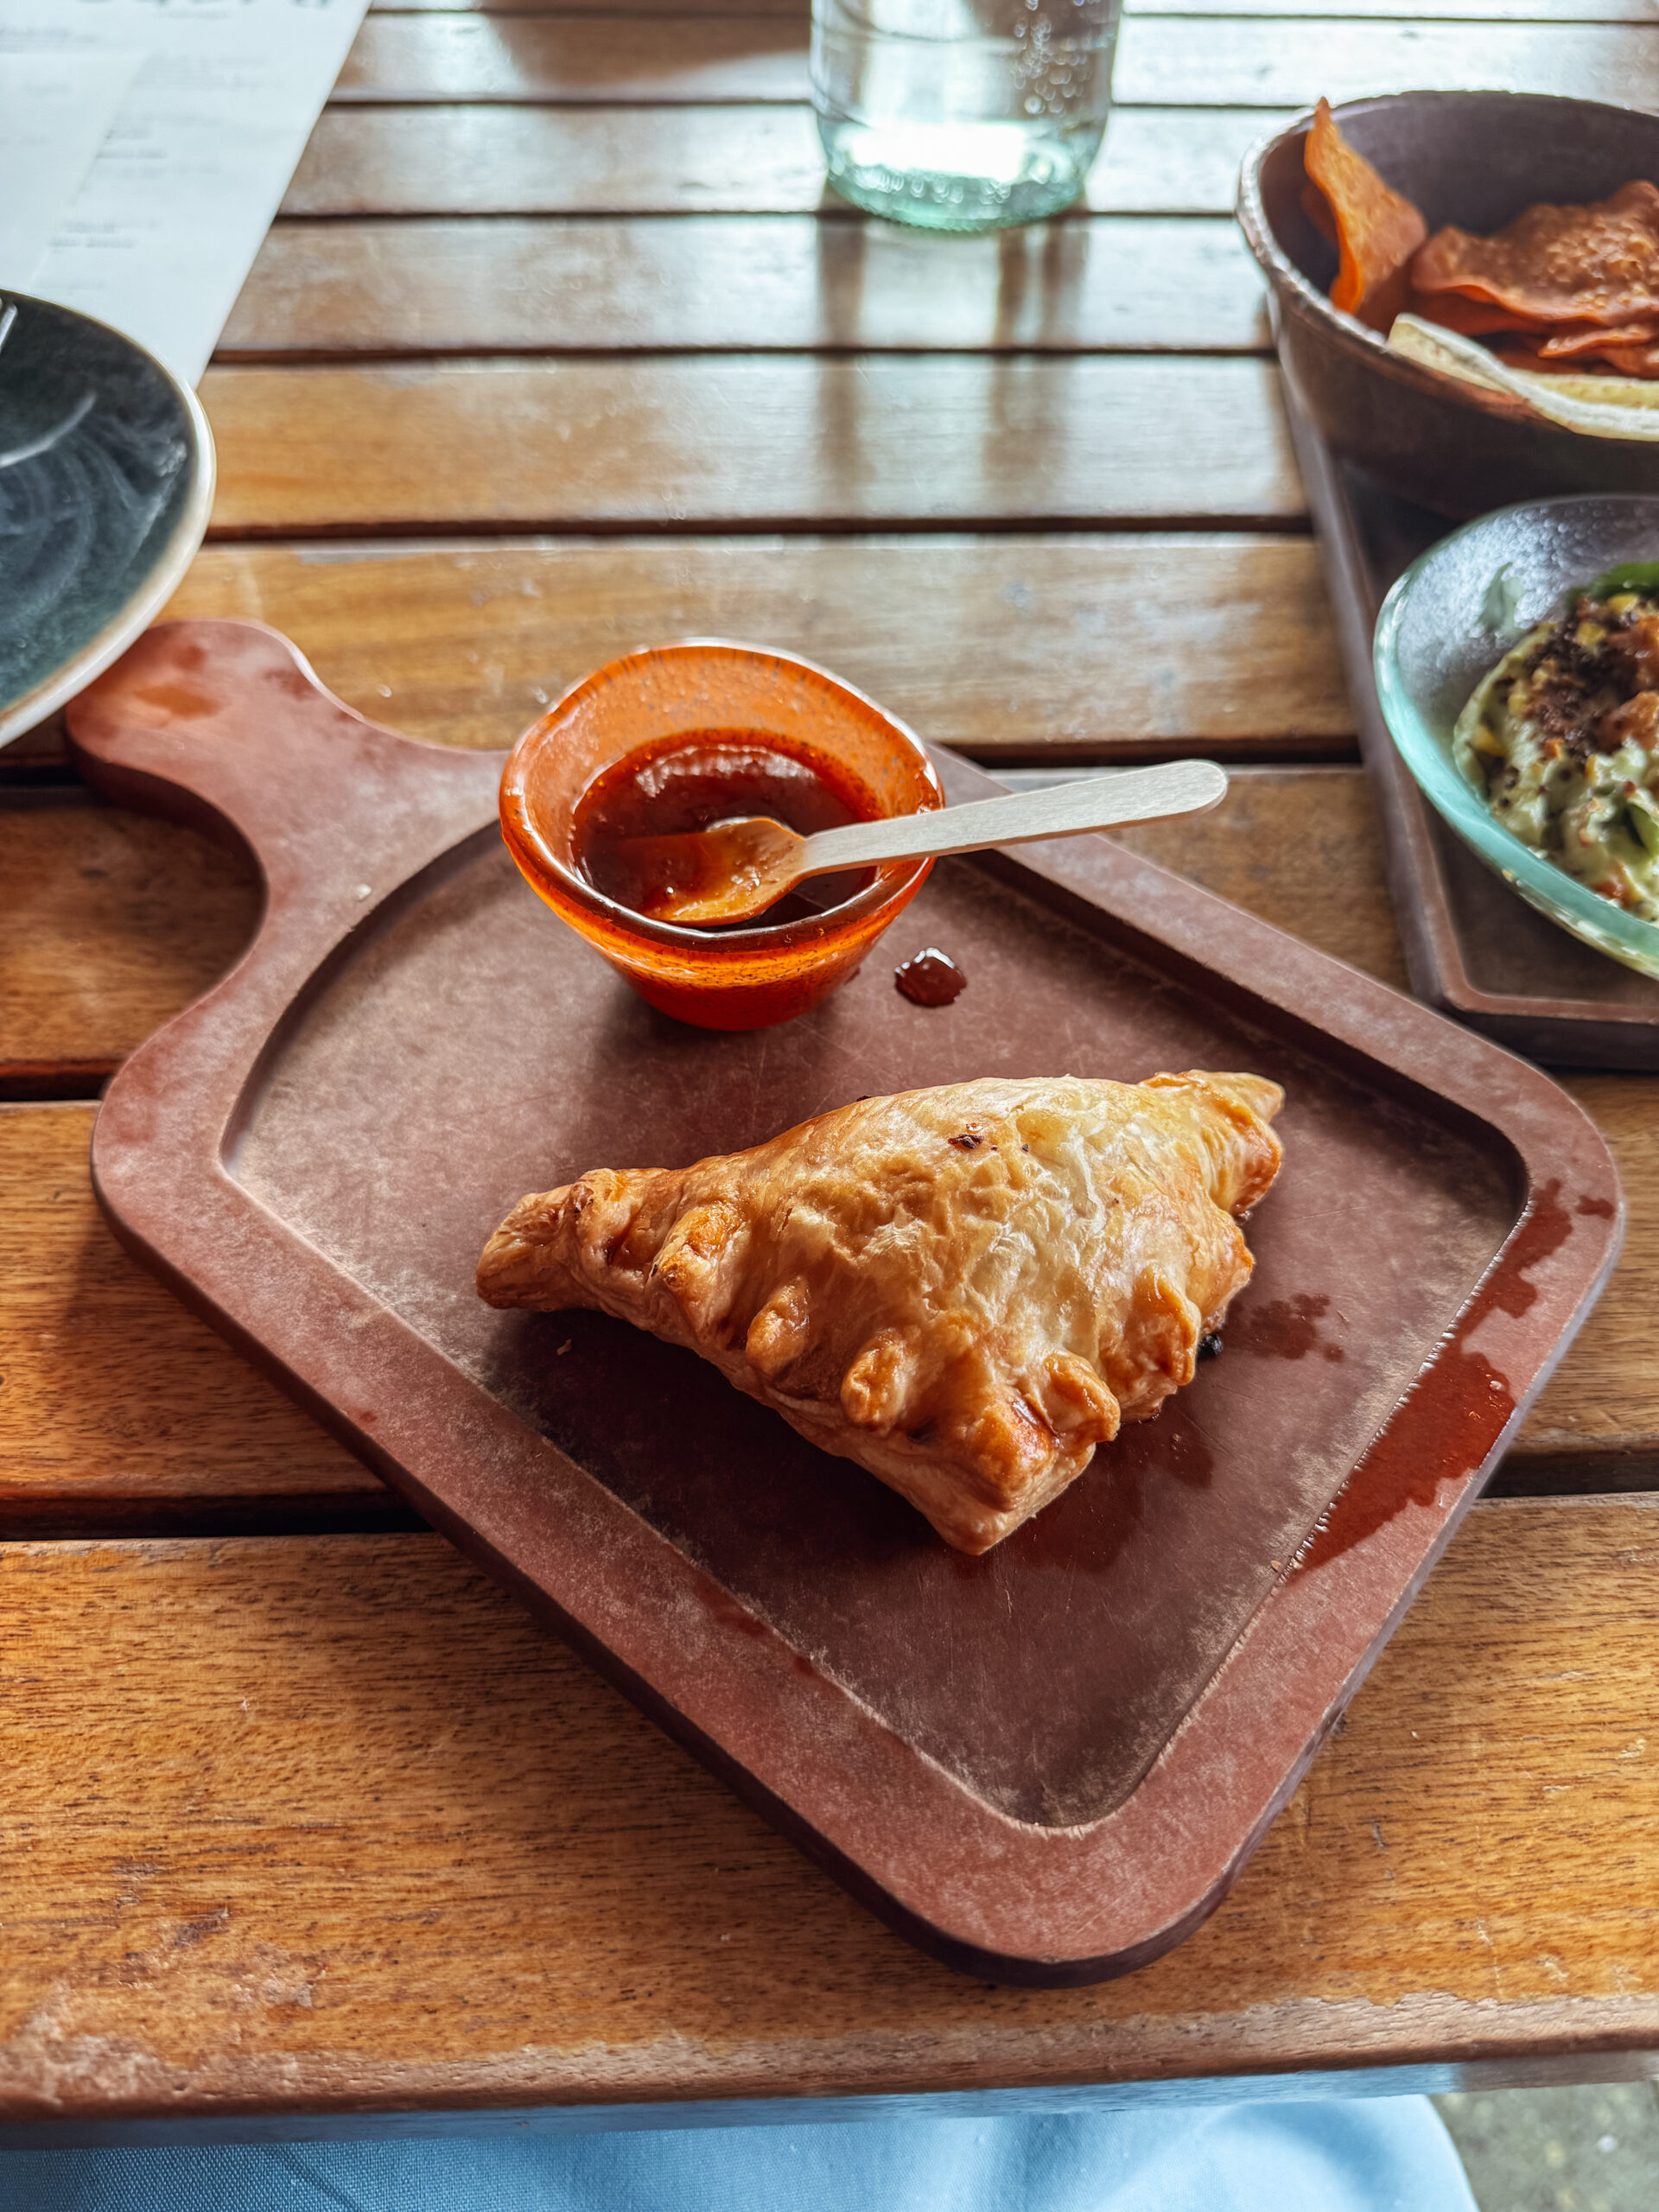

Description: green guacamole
[1454,587,1659,925]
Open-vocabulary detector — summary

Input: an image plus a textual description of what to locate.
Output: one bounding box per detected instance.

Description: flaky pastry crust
[477,1071,1283,1553]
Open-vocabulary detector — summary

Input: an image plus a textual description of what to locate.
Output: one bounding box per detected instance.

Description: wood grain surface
[370,0,1659,16]
[1523,1075,1659,1470]
[1131,0,1659,14]
[335,15,813,102]
[280,106,1289,219]
[367,0,811,14]
[222,215,1268,358]
[0,807,259,1093]
[0,1109,381,1533]
[1109,16,1659,106]
[0,1505,1654,2125]
[200,360,1300,534]
[158,537,1350,753]
[330,16,1659,108]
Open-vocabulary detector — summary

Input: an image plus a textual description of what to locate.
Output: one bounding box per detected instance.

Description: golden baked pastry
[477,1071,1284,1554]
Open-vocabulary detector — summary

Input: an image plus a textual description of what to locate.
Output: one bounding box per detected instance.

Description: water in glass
[811,0,1120,232]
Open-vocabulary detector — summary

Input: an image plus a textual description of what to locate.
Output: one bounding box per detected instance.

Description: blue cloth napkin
[0,2096,1476,2210]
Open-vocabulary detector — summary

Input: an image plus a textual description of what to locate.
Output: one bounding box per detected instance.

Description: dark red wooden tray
[67,620,1623,1986]
[1283,373,1659,1071]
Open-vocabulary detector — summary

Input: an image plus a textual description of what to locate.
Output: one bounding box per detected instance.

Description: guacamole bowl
[1375,493,1659,982]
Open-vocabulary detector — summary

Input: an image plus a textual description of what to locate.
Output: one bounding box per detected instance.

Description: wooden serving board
[1285,380,1659,1070]
[67,619,1623,1986]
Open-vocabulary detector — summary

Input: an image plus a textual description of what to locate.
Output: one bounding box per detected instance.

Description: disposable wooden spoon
[620,759,1229,927]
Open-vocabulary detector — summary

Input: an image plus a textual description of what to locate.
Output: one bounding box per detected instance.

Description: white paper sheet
[0,49,143,289]
[0,0,371,384]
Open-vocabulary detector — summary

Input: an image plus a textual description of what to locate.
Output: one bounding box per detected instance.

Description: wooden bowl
[1236,92,1659,518]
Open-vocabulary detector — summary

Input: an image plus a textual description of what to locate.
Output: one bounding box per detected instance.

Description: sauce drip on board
[895,947,967,1007]
[572,730,880,928]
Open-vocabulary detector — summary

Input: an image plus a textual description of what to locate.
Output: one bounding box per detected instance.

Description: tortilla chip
[1300,180,1338,246]
[1412,180,1659,327]
[1538,319,1659,360]
[1567,340,1659,380]
[1410,292,1550,340]
[1493,331,1659,381]
[1601,345,1659,380]
[1390,313,1659,438]
[1303,98,1427,333]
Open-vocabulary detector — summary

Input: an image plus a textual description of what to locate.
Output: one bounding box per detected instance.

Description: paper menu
[0,49,143,289]
[0,0,371,385]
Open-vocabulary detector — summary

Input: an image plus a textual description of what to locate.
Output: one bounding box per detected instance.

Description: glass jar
[811,0,1121,233]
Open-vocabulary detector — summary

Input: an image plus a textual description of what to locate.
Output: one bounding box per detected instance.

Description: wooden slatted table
[3,0,1656,2144]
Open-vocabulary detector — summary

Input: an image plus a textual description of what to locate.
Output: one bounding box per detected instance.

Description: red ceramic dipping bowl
[499,641,944,1030]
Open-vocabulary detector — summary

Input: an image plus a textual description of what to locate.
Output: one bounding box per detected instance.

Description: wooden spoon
[617,759,1229,927]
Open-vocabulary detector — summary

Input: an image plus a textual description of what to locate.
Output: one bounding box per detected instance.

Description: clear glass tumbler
[810,0,1121,233]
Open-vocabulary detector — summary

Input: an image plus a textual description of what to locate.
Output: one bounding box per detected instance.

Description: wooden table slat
[222,214,1268,359]
[368,0,815,12]
[1131,0,1659,15]
[199,359,1302,534]
[282,105,1292,220]
[0,1507,1654,2127]
[155,537,1349,753]
[370,0,1659,17]
[333,16,1659,110]
[1113,15,1659,106]
[0,1107,381,1527]
[0,804,259,1095]
[336,15,813,103]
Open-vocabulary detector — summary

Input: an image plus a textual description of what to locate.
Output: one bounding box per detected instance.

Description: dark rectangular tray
[67,620,1623,1986]
[1286,378,1659,1070]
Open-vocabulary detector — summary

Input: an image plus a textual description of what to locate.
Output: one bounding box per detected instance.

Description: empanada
[477,1071,1283,1553]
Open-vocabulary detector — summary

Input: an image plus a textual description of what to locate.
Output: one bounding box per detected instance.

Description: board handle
[66,619,503,918]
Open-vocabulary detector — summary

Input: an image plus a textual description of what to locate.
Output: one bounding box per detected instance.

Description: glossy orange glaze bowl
[499,640,944,1030]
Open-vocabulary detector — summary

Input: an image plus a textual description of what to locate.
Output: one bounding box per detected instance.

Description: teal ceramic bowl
[0,292,214,747]
[1374,493,1659,981]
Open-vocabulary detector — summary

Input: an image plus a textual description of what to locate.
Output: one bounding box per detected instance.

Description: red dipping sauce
[894,946,967,1006]
[499,640,944,1030]
[573,729,881,928]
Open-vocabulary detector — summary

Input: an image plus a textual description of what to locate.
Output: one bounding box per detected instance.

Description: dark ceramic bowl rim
[1235,90,1659,440]
[0,292,216,747]
[1374,491,1659,978]
[499,637,945,950]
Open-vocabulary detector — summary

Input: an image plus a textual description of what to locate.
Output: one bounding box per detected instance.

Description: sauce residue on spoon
[571,729,880,928]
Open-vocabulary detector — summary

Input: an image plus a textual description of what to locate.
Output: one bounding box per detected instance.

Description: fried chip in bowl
[1535,321,1659,361]
[1295,107,1659,379]
[1497,330,1659,382]
[1302,97,1427,331]
[1389,315,1659,441]
[1236,91,1659,510]
[1411,181,1659,330]
[1414,292,1549,340]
